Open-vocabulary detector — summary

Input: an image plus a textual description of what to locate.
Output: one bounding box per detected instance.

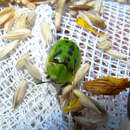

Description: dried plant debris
[0,40,19,60]
[54,0,67,28]
[0,0,50,9]
[16,52,30,70]
[84,76,130,96]
[61,63,90,98]
[13,79,28,109]
[98,34,112,50]
[114,0,130,4]
[4,17,15,33]
[64,89,108,127]
[0,10,14,27]
[25,11,36,29]
[68,4,93,11]
[78,11,106,29]
[16,53,42,81]
[72,63,90,88]
[68,0,106,29]
[2,28,31,40]
[106,49,127,59]
[24,59,42,81]
[0,7,36,40]
[40,20,53,45]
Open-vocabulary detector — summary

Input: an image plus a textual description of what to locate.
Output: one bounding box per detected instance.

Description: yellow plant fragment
[63,98,82,112]
[76,17,101,36]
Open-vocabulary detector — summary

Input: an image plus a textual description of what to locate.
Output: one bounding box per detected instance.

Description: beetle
[46,39,81,84]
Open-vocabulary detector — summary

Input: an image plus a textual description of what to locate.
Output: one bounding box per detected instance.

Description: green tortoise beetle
[46,39,81,84]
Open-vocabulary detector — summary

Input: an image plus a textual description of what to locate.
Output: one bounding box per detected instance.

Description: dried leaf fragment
[24,59,42,81]
[40,20,52,45]
[2,28,31,40]
[16,52,30,70]
[13,79,28,109]
[68,4,93,11]
[84,76,130,96]
[0,40,19,60]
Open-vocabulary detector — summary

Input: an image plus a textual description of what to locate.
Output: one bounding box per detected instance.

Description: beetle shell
[46,39,81,84]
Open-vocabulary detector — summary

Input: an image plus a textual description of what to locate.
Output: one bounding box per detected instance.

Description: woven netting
[0,1,130,130]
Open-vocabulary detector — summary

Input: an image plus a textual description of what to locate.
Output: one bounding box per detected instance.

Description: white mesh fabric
[0,1,129,130]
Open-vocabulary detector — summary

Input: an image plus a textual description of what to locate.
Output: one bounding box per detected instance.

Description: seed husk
[0,40,19,60]
[2,28,31,40]
[24,59,42,81]
[13,79,28,109]
[40,20,52,45]
[72,63,90,88]
[16,52,30,70]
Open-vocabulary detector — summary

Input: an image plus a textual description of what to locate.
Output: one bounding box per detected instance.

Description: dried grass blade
[13,79,28,109]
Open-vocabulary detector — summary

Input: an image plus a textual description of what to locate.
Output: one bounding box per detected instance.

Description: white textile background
[0,1,129,130]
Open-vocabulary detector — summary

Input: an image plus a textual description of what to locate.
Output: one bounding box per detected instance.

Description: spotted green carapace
[46,39,81,84]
